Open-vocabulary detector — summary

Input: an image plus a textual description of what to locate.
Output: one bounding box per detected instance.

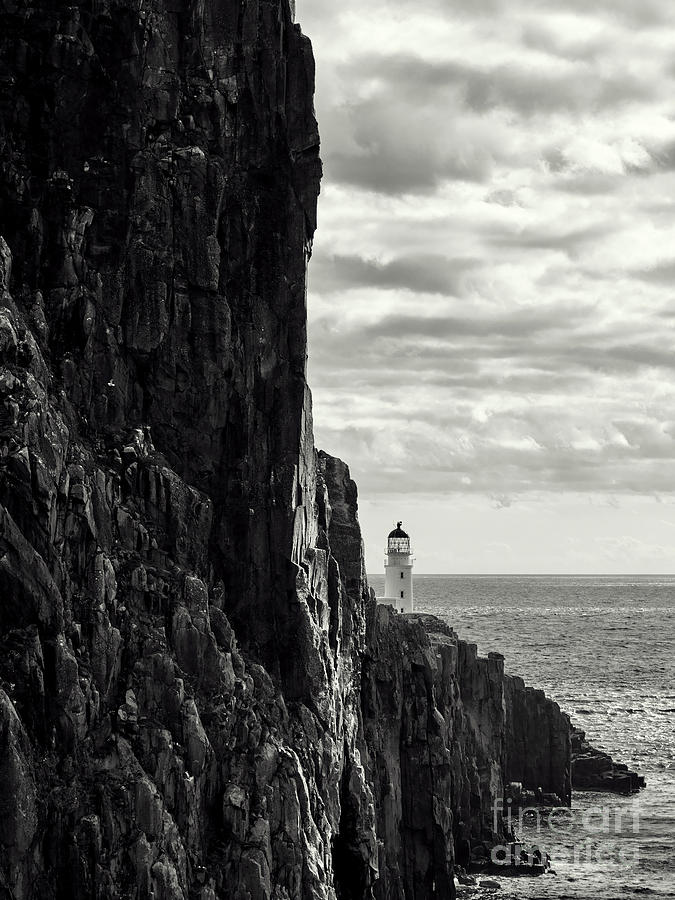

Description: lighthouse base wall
[378,595,414,615]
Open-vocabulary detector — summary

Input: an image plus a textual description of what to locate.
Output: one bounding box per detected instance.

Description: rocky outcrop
[360,611,571,896]
[0,3,579,900]
[571,725,645,794]
[504,674,571,806]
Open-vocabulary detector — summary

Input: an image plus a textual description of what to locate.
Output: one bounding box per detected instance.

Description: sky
[299,0,675,574]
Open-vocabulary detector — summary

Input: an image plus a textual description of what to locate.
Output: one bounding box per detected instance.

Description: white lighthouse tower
[380,521,414,614]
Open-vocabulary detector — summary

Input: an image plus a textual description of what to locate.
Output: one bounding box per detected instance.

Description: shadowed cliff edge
[0,3,641,899]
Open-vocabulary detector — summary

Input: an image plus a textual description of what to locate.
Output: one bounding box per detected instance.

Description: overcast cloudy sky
[299,0,675,574]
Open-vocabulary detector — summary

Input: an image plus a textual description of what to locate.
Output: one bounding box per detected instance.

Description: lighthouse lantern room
[380,521,414,614]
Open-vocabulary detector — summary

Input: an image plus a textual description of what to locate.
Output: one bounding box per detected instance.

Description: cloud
[353,54,653,118]
[310,252,478,295]
[365,0,675,26]
[300,0,675,521]
[536,0,675,28]
[320,43,661,195]
[548,172,623,196]
[355,303,585,341]
[308,292,675,504]
[324,95,500,194]
[488,221,617,258]
[486,189,523,207]
[520,20,605,62]
[630,260,675,284]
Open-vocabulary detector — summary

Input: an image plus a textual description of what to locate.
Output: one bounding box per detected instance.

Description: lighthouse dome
[387,521,411,554]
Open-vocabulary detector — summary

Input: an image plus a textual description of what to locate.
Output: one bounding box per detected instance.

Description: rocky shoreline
[0,3,642,898]
[571,724,646,794]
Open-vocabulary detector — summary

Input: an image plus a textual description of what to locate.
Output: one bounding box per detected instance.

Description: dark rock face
[571,725,645,794]
[504,675,571,806]
[0,4,581,900]
[0,0,321,678]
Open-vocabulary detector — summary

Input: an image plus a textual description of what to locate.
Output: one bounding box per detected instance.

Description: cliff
[0,4,573,899]
[361,611,571,895]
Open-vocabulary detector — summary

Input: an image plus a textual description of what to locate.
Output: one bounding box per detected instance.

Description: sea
[368,574,675,900]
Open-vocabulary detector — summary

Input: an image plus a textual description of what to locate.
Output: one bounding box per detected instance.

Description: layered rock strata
[0,3,579,900]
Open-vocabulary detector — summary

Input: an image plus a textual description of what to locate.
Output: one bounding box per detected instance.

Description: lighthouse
[380,521,414,614]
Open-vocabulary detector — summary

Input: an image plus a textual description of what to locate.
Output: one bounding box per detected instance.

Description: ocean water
[368,574,675,899]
